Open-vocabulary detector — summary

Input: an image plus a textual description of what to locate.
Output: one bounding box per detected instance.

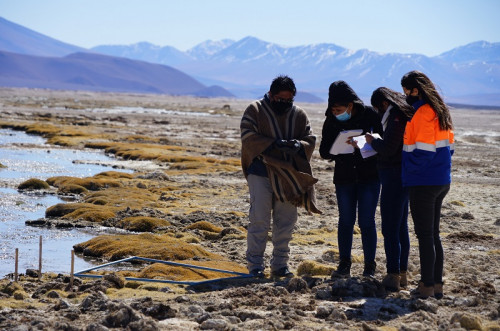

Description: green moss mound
[18,178,50,190]
[118,216,170,232]
[74,233,220,261]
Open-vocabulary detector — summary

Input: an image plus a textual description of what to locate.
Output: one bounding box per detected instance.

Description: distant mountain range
[92,38,500,106]
[1,17,500,106]
[0,17,234,98]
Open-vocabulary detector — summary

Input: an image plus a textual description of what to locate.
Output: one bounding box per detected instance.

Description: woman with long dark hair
[365,87,414,291]
[400,70,454,299]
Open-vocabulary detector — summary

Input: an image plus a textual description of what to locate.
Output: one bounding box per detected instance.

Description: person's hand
[275,139,301,154]
[365,133,374,144]
[346,136,359,149]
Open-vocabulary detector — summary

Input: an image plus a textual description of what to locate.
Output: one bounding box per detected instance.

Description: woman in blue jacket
[401,71,454,299]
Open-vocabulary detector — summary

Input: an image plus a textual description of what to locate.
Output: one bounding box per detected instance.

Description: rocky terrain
[0,87,499,330]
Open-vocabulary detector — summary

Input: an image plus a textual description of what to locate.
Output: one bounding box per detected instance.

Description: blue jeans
[409,184,450,287]
[335,180,380,263]
[379,167,410,274]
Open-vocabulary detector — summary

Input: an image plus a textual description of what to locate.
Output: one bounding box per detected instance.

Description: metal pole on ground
[15,248,18,282]
[70,250,74,288]
[38,235,42,280]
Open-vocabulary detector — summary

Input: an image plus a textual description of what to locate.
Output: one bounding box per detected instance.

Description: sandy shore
[0,88,499,330]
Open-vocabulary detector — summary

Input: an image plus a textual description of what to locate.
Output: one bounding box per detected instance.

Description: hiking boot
[271,267,294,278]
[382,273,401,292]
[400,271,408,288]
[332,258,351,278]
[250,269,265,279]
[411,281,434,299]
[362,261,376,278]
[434,282,444,299]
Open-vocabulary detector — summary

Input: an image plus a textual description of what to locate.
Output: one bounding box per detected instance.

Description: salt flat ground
[0,88,498,330]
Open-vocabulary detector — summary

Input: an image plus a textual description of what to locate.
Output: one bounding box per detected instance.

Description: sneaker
[250,269,265,279]
[363,261,376,278]
[332,258,351,278]
[271,267,294,278]
[382,273,401,292]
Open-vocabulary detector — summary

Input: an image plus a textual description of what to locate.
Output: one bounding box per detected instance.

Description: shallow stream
[0,129,131,278]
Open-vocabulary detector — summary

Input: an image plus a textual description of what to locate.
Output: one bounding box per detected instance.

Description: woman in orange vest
[401,71,454,299]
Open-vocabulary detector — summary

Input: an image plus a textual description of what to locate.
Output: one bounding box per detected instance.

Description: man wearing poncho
[240,75,321,279]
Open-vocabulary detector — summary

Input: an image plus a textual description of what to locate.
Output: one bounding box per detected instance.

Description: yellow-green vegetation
[117,216,170,232]
[136,260,247,282]
[46,175,124,191]
[17,178,50,190]
[73,233,222,261]
[291,227,338,246]
[0,280,25,296]
[56,184,88,194]
[85,141,240,175]
[185,221,223,233]
[46,202,118,223]
[83,187,163,210]
[0,122,96,148]
[450,200,466,207]
[94,171,134,179]
[320,248,363,264]
[2,119,240,176]
[296,260,335,276]
[184,220,225,240]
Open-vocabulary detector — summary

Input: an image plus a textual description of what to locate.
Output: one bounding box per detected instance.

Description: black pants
[409,184,450,287]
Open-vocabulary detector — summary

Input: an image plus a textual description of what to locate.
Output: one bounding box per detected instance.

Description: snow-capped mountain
[91,36,500,105]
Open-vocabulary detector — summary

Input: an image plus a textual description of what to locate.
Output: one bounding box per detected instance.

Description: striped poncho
[240,96,321,214]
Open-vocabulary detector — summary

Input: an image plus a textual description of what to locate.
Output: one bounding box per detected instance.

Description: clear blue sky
[1,0,499,56]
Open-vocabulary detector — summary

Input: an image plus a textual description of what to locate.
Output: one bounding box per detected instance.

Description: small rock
[143,303,177,320]
[461,212,475,220]
[175,295,190,303]
[26,268,40,278]
[186,304,205,317]
[127,318,160,331]
[410,299,438,313]
[200,318,229,330]
[103,273,125,288]
[286,277,308,293]
[316,304,333,319]
[315,285,333,300]
[86,323,110,331]
[103,304,138,328]
[46,290,60,298]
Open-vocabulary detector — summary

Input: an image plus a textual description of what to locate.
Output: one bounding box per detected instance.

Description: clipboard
[352,133,381,158]
[329,129,362,155]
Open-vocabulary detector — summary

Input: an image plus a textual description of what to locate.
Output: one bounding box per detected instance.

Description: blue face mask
[335,109,351,122]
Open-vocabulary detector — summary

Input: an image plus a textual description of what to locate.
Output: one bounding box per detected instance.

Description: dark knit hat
[327,80,361,107]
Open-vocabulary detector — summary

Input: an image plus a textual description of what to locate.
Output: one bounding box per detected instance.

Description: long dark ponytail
[401,71,453,130]
[371,87,415,119]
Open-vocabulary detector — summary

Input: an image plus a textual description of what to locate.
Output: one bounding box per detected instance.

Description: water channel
[0,128,132,278]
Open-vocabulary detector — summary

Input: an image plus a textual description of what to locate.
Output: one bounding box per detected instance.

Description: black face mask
[271,101,293,114]
[406,95,420,107]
